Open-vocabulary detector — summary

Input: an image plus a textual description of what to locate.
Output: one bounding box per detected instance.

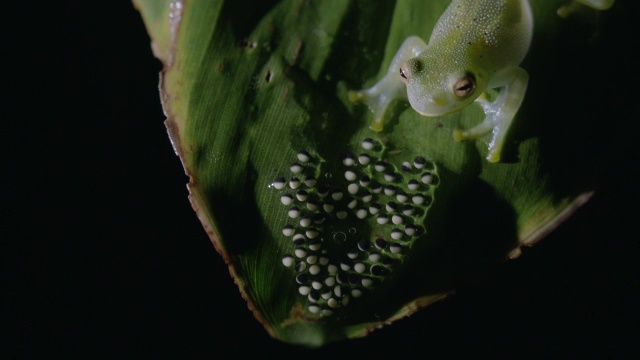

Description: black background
[4,1,639,357]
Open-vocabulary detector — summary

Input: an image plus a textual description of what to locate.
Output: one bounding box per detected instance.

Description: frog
[348,0,615,163]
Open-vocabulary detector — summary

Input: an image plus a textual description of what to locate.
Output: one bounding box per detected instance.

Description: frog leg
[348,36,427,132]
[557,0,614,18]
[453,66,528,163]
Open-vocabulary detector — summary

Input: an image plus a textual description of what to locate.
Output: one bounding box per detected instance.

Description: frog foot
[452,125,504,163]
[348,89,390,133]
[557,0,614,18]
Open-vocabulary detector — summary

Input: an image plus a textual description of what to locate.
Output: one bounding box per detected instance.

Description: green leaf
[133,0,631,347]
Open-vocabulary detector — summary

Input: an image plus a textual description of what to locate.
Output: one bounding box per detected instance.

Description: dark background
[4,1,638,357]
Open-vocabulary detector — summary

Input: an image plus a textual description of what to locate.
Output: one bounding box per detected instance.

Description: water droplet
[348,227,357,235]
[333,232,347,242]
[325,172,333,179]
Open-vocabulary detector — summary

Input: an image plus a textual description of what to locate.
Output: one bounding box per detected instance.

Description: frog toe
[452,129,467,142]
[348,90,366,103]
[486,150,502,163]
[370,117,384,132]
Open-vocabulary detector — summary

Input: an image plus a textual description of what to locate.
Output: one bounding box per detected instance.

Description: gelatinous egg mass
[272,139,439,317]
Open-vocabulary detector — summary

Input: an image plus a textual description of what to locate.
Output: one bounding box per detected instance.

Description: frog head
[399,55,486,117]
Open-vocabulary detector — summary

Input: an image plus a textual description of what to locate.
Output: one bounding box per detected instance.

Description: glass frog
[349,0,615,163]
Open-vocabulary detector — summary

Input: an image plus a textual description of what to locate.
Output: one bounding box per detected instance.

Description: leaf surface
[133,0,631,347]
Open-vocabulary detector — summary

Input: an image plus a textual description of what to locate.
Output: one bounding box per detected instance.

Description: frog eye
[453,74,476,98]
[399,63,410,84]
